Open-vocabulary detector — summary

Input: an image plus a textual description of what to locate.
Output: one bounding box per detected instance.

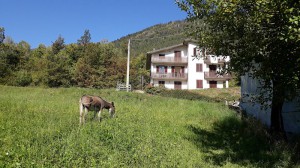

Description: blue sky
[0,0,187,48]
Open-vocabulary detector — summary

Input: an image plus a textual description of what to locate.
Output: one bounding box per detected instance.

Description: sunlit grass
[0,86,298,167]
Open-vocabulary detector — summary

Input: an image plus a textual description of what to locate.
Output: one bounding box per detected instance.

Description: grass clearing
[0,86,298,167]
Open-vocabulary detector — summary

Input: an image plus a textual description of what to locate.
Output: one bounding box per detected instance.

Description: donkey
[79,95,115,124]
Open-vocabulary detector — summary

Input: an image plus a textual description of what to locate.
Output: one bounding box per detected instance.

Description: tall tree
[0,27,5,44]
[77,29,91,46]
[52,35,65,55]
[177,0,300,135]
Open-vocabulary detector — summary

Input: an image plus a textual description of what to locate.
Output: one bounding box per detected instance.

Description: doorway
[174,81,182,90]
[209,81,217,88]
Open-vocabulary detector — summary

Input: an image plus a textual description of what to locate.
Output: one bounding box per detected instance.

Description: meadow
[0,85,298,167]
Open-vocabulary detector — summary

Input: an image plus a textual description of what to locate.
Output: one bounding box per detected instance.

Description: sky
[0,0,187,48]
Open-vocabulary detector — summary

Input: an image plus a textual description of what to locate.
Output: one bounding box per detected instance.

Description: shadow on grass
[186,116,299,167]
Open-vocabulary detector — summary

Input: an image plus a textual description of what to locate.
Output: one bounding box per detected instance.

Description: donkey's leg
[97,108,102,122]
[80,107,88,124]
[93,110,97,120]
[83,108,89,123]
[79,104,84,124]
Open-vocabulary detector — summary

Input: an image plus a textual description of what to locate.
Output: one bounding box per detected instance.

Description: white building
[146,40,231,90]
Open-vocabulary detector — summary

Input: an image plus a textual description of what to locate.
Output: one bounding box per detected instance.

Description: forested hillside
[0,20,189,89]
[113,20,189,57]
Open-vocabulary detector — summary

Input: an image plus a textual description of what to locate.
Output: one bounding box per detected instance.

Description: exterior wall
[152,79,188,90]
[186,43,228,89]
[217,81,224,88]
[240,73,272,126]
[187,43,205,89]
[240,73,300,134]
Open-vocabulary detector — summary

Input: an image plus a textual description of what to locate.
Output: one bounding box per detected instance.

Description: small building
[146,40,231,90]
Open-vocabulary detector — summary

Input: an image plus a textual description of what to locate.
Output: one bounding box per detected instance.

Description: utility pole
[126,39,130,92]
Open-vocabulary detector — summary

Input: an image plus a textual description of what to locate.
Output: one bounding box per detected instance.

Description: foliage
[45,52,72,87]
[144,85,166,95]
[12,70,32,86]
[177,0,300,134]
[77,29,91,46]
[0,86,299,167]
[52,35,65,55]
[0,20,193,89]
[113,20,190,57]
[0,27,5,44]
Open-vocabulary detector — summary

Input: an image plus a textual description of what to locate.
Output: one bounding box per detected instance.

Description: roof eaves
[147,43,185,55]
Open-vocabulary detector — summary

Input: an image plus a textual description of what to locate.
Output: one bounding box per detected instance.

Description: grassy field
[0,86,298,167]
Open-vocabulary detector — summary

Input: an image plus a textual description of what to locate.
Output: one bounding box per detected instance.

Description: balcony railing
[204,56,227,64]
[151,56,188,64]
[151,72,188,80]
[204,72,231,80]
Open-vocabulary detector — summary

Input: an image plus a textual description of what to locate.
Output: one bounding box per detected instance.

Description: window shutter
[194,47,196,56]
[196,64,203,72]
[165,66,168,73]
[199,64,202,72]
[156,66,159,73]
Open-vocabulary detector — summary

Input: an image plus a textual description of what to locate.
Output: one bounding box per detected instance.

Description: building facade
[147,40,231,90]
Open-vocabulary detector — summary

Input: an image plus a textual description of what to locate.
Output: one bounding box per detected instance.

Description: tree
[52,35,65,55]
[0,27,5,44]
[28,44,48,86]
[77,29,91,46]
[177,0,300,135]
[46,51,72,87]
[0,42,22,84]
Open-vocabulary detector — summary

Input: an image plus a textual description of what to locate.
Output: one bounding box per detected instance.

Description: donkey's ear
[111,102,114,107]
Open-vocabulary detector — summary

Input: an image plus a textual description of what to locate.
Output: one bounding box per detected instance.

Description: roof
[146,39,198,55]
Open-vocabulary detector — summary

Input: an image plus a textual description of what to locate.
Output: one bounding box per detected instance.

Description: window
[196,64,203,72]
[174,51,181,58]
[196,80,203,88]
[159,54,165,56]
[156,66,167,73]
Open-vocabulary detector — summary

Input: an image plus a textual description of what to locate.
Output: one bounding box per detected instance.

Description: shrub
[144,85,166,95]
[13,70,32,86]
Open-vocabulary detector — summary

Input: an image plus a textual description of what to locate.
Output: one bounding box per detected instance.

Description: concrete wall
[240,73,300,134]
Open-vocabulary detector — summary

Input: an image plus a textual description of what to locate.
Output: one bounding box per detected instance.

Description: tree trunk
[270,82,286,139]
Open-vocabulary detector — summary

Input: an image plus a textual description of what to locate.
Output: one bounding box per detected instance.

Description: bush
[13,70,32,86]
[144,85,166,95]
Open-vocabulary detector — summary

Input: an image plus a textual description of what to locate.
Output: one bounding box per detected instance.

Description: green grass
[0,86,298,167]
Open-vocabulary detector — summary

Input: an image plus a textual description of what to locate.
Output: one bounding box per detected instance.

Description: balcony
[151,56,188,64]
[151,72,188,80]
[204,56,227,64]
[204,72,231,80]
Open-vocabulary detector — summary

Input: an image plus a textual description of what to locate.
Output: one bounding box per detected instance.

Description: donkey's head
[109,102,115,118]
